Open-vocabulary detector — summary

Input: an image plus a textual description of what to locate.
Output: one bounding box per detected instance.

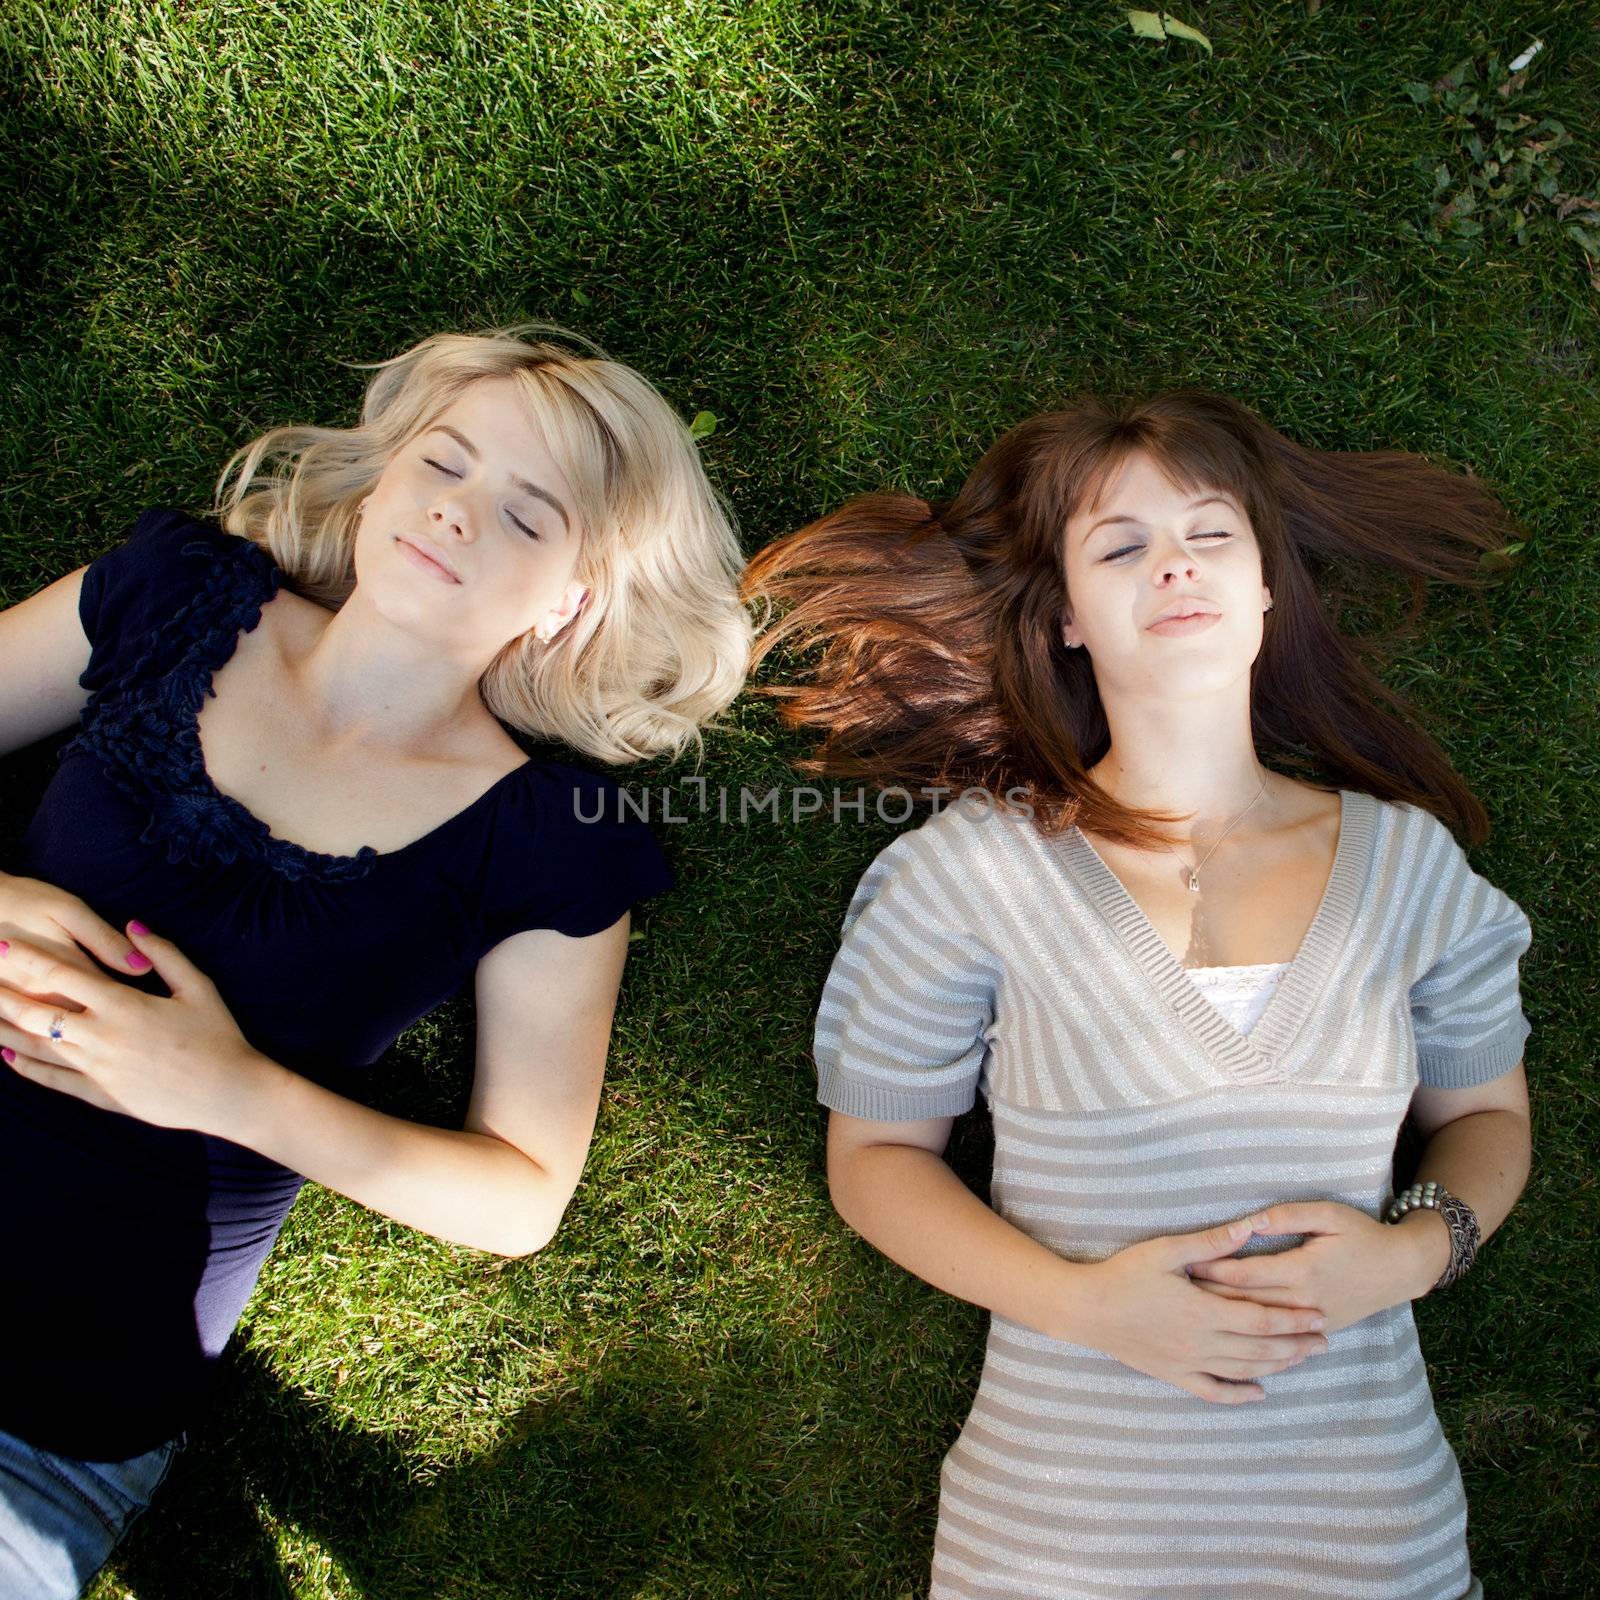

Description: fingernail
[1310,1316,1327,1331]
[128,921,150,937]
[0,940,8,957]
[2,1048,14,1064]
[125,950,152,971]
[1228,1219,1252,1239]
[1250,1213,1272,1229]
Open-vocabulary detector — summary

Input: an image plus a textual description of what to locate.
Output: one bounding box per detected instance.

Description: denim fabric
[0,1427,177,1600]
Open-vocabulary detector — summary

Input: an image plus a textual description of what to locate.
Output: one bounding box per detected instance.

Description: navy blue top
[0,510,672,1461]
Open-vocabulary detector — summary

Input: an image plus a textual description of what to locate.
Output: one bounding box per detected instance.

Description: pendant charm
[1185,871,1201,893]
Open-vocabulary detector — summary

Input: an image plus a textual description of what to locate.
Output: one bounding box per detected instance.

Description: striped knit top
[815,790,1530,1600]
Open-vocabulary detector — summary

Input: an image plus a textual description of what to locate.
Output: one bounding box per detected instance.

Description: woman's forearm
[829,1142,1093,1343]
[1393,1106,1533,1294]
[223,1050,573,1257]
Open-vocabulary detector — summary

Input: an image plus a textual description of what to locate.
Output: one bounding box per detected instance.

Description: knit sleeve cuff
[1417,1016,1530,1088]
[816,1064,981,1122]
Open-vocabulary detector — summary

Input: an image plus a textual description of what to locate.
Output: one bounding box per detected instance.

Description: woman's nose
[429,501,477,542]
[1153,549,1199,585]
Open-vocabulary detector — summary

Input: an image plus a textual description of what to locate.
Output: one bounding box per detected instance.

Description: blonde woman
[0,328,750,1598]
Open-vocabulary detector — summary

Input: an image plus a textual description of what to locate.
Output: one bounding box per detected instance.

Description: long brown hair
[744,390,1519,845]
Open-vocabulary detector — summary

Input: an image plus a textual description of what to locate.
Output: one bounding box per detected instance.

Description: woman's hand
[1186,1201,1445,1333]
[1075,1215,1330,1404]
[0,870,153,1002]
[0,923,269,1136]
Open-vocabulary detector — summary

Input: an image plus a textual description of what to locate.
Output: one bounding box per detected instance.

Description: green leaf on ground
[1159,15,1212,53]
[1126,11,1211,51]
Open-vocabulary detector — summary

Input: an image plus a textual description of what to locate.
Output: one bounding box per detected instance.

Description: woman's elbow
[482,1181,579,1259]
[482,1214,559,1260]
[826,1147,874,1237]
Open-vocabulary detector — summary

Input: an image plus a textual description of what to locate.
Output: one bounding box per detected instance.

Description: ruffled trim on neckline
[67,533,381,885]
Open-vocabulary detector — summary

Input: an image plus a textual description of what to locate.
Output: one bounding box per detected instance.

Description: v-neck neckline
[1058,790,1375,1083]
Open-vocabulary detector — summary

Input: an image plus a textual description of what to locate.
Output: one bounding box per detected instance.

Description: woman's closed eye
[422,456,462,478]
[508,509,541,541]
[1101,530,1234,562]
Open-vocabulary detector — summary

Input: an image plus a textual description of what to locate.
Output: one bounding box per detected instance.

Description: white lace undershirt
[1183,961,1290,1036]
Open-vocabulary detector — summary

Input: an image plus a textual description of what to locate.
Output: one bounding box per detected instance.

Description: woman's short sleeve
[1409,838,1532,1088]
[474,768,674,953]
[814,834,998,1122]
[77,510,257,695]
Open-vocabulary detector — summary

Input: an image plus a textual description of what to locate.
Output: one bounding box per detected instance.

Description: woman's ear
[1262,585,1274,614]
[535,581,590,643]
[1062,615,1083,650]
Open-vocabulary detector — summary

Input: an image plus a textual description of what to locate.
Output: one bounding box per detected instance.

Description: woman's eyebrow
[425,425,572,530]
[1083,494,1238,538]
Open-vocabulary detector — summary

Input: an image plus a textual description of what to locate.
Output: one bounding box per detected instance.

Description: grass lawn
[2,1,1597,1595]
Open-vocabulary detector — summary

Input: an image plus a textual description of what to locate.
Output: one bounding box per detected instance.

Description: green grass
[1,1,1596,1595]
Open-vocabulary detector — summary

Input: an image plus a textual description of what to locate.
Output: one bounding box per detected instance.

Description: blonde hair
[216,327,751,764]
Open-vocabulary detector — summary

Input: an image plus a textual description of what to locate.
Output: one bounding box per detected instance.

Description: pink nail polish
[0,940,8,957]
[2,1048,13,1065]
[126,951,152,971]
[129,921,150,937]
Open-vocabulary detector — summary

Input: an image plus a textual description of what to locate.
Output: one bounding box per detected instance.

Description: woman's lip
[1147,609,1221,635]
[395,536,461,584]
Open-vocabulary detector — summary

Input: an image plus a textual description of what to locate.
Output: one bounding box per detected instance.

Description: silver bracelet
[1383,1180,1481,1291]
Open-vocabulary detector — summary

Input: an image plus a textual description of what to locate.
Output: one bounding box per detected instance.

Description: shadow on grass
[107,1331,816,1600]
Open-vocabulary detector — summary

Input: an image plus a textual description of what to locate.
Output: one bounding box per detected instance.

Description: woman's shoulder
[1359,791,1470,866]
[892,791,1045,860]
[471,760,674,949]
[492,759,644,834]
[846,793,1039,916]
[1354,792,1526,921]
[98,507,261,574]
[80,508,276,654]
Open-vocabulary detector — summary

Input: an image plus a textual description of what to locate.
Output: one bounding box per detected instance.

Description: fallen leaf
[1160,13,1213,52]
[688,410,719,440]
[1127,10,1166,41]
[1555,194,1600,220]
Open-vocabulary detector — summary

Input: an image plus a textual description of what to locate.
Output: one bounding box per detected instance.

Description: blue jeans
[0,1427,177,1600]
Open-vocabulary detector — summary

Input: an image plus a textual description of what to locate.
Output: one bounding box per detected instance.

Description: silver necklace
[1168,775,1269,893]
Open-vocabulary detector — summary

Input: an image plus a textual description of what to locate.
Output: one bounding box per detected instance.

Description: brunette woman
[746,391,1530,1600]
[0,328,750,1598]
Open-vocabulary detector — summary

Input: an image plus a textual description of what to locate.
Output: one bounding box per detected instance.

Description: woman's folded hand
[0,869,152,1005]
[0,922,269,1137]
[1188,1201,1448,1332]
[1075,1215,1330,1404]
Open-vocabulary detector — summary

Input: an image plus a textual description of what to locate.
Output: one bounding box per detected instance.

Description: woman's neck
[282,590,498,758]
[1090,691,1271,842]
